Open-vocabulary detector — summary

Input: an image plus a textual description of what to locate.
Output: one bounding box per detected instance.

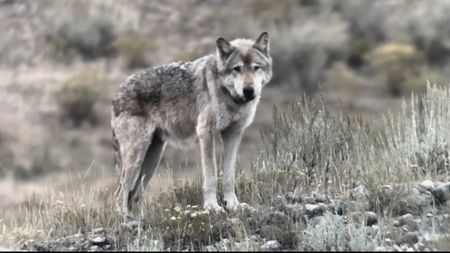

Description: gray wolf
[111,32,272,219]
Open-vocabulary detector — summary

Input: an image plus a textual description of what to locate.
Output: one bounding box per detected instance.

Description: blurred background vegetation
[1,0,450,213]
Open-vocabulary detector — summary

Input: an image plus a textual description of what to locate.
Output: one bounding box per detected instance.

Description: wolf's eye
[233,66,242,72]
[253,65,261,71]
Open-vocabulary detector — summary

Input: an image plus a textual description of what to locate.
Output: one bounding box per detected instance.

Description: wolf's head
[216,32,272,104]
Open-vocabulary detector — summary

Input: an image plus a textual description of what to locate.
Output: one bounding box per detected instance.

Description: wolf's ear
[253,32,270,56]
[216,37,233,60]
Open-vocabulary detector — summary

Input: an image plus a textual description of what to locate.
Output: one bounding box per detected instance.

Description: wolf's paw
[203,201,225,213]
[224,194,248,211]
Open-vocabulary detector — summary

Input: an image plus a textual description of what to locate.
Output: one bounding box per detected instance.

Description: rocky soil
[17,179,450,251]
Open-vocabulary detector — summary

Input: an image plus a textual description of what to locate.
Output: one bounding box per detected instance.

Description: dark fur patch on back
[135,84,161,113]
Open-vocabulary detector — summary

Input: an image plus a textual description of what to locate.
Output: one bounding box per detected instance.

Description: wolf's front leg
[221,127,246,211]
[197,121,223,212]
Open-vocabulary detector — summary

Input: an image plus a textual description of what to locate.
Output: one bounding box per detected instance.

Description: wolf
[111,32,272,219]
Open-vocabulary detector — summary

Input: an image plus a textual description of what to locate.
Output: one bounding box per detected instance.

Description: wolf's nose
[243,87,254,99]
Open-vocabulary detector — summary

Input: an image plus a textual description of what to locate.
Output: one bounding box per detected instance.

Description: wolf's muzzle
[243,87,255,101]
[221,86,254,105]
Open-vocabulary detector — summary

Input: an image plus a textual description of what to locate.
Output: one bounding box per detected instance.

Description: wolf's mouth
[221,86,253,105]
[232,96,251,105]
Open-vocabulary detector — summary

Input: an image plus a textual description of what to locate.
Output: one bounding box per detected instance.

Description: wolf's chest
[215,101,258,131]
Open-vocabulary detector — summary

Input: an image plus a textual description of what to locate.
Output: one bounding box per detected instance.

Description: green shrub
[400,1,450,65]
[345,37,375,68]
[366,43,424,96]
[302,212,379,251]
[258,98,369,194]
[46,11,116,61]
[378,83,450,180]
[259,83,450,196]
[13,146,58,180]
[324,62,365,94]
[269,16,348,92]
[400,68,442,96]
[55,70,101,127]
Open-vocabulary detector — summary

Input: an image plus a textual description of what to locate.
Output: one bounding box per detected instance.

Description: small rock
[32,242,50,252]
[88,235,106,245]
[89,245,100,251]
[261,240,280,250]
[431,182,450,204]
[366,211,378,226]
[398,213,414,226]
[397,232,419,246]
[420,180,434,191]
[396,213,420,231]
[370,224,379,233]
[387,185,434,216]
[311,191,328,203]
[303,196,316,204]
[384,238,393,246]
[304,203,325,218]
[350,211,377,226]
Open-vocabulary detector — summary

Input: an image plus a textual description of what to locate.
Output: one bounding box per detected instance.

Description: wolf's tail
[112,129,123,210]
[112,129,122,174]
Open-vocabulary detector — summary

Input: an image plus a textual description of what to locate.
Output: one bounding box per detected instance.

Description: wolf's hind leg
[113,115,154,219]
[129,131,166,213]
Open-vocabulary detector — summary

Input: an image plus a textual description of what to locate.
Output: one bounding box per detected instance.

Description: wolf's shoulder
[123,54,216,86]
